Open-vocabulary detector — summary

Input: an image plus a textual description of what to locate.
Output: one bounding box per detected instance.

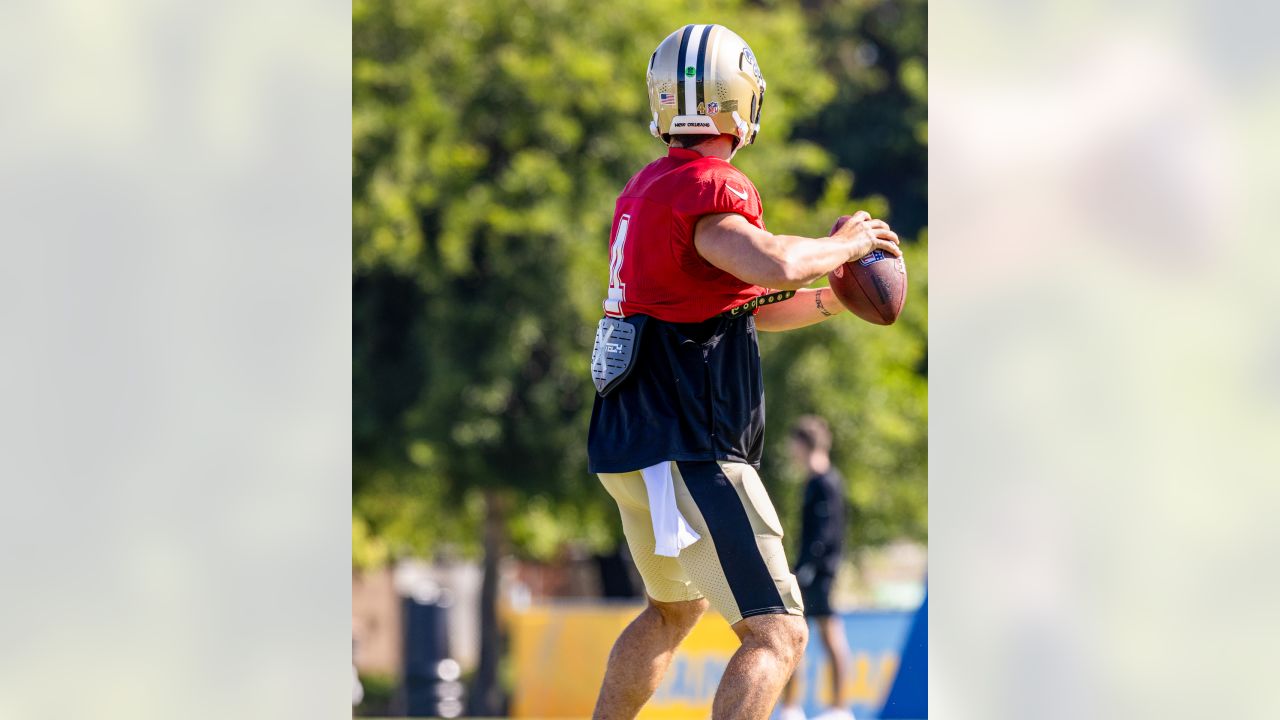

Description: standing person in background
[780,415,855,720]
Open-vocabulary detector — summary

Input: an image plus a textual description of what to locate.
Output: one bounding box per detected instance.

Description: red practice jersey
[603,146,768,323]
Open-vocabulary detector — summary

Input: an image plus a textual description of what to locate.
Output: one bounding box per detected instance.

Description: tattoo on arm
[815,289,835,317]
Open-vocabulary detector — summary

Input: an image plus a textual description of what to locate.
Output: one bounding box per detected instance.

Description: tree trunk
[468,489,507,717]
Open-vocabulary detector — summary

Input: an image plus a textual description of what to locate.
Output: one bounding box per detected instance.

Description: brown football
[827,215,907,325]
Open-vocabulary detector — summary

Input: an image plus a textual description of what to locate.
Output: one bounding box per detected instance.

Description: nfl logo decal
[859,250,887,266]
[706,101,719,115]
[659,92,676,106]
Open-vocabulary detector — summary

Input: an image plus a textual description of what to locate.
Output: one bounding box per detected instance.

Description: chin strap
[730,111,749,145]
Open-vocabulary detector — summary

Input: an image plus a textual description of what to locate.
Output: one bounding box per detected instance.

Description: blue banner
[784,610,916,719]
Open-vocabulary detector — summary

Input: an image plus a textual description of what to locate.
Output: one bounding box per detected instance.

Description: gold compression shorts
[598,460,804,626]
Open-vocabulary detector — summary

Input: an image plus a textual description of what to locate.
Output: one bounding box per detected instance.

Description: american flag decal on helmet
[659,92,676,106]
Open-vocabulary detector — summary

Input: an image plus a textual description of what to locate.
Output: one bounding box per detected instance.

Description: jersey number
[603,214,630,317]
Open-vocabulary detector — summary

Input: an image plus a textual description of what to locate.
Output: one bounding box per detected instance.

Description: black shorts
[799,571,836,617]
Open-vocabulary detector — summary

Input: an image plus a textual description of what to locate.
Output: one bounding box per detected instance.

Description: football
[827,215,908,325]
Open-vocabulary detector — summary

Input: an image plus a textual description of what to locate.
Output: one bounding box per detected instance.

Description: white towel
[641,462,701,557]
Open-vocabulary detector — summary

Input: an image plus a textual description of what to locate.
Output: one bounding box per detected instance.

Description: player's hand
[832,210,901,261]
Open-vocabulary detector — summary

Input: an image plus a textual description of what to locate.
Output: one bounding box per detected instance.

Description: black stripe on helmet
[694,24,713,114]
[675,25,693,117]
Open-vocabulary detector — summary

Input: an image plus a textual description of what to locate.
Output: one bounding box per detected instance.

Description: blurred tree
[354,0,927,711]
[794,0,929,239]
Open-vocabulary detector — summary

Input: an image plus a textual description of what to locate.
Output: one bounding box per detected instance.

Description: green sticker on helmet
[685,66,696,77]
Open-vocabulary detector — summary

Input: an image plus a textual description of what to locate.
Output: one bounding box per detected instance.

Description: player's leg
[593,595,708,720]
[779,654,807,720]
[781,570,825,718]
[716,613,808,719]
[669,461,808,720]
[817,613,854,714]
[593,471,707,720]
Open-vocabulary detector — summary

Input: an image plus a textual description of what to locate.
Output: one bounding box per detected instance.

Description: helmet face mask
[750,86,764,144]
[646,24,767,149]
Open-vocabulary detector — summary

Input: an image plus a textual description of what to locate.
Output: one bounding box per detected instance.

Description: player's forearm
[769,234,858,290]
[693,214,863,289]
[755,287,845,332]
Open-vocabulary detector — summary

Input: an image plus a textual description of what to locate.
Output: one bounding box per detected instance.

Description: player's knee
[779,615,809,666]
[738,613,807,668]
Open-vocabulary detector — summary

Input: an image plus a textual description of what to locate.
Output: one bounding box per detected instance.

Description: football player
[588,24,899,720]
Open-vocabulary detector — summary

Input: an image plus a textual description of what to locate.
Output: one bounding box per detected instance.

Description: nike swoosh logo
[726,184,748,201]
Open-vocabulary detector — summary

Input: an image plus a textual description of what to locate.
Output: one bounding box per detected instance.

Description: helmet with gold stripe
[647,24,767,148]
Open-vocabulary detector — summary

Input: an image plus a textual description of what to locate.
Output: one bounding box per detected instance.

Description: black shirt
[587,312,766,473]
[795,469,847,577]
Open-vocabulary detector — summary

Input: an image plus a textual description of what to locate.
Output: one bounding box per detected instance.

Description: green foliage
[793,0,928,237]
[354,0,927,564]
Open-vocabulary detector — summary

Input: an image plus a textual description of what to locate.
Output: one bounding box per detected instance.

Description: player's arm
[754,287,846,332]
[693,210,899,291]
